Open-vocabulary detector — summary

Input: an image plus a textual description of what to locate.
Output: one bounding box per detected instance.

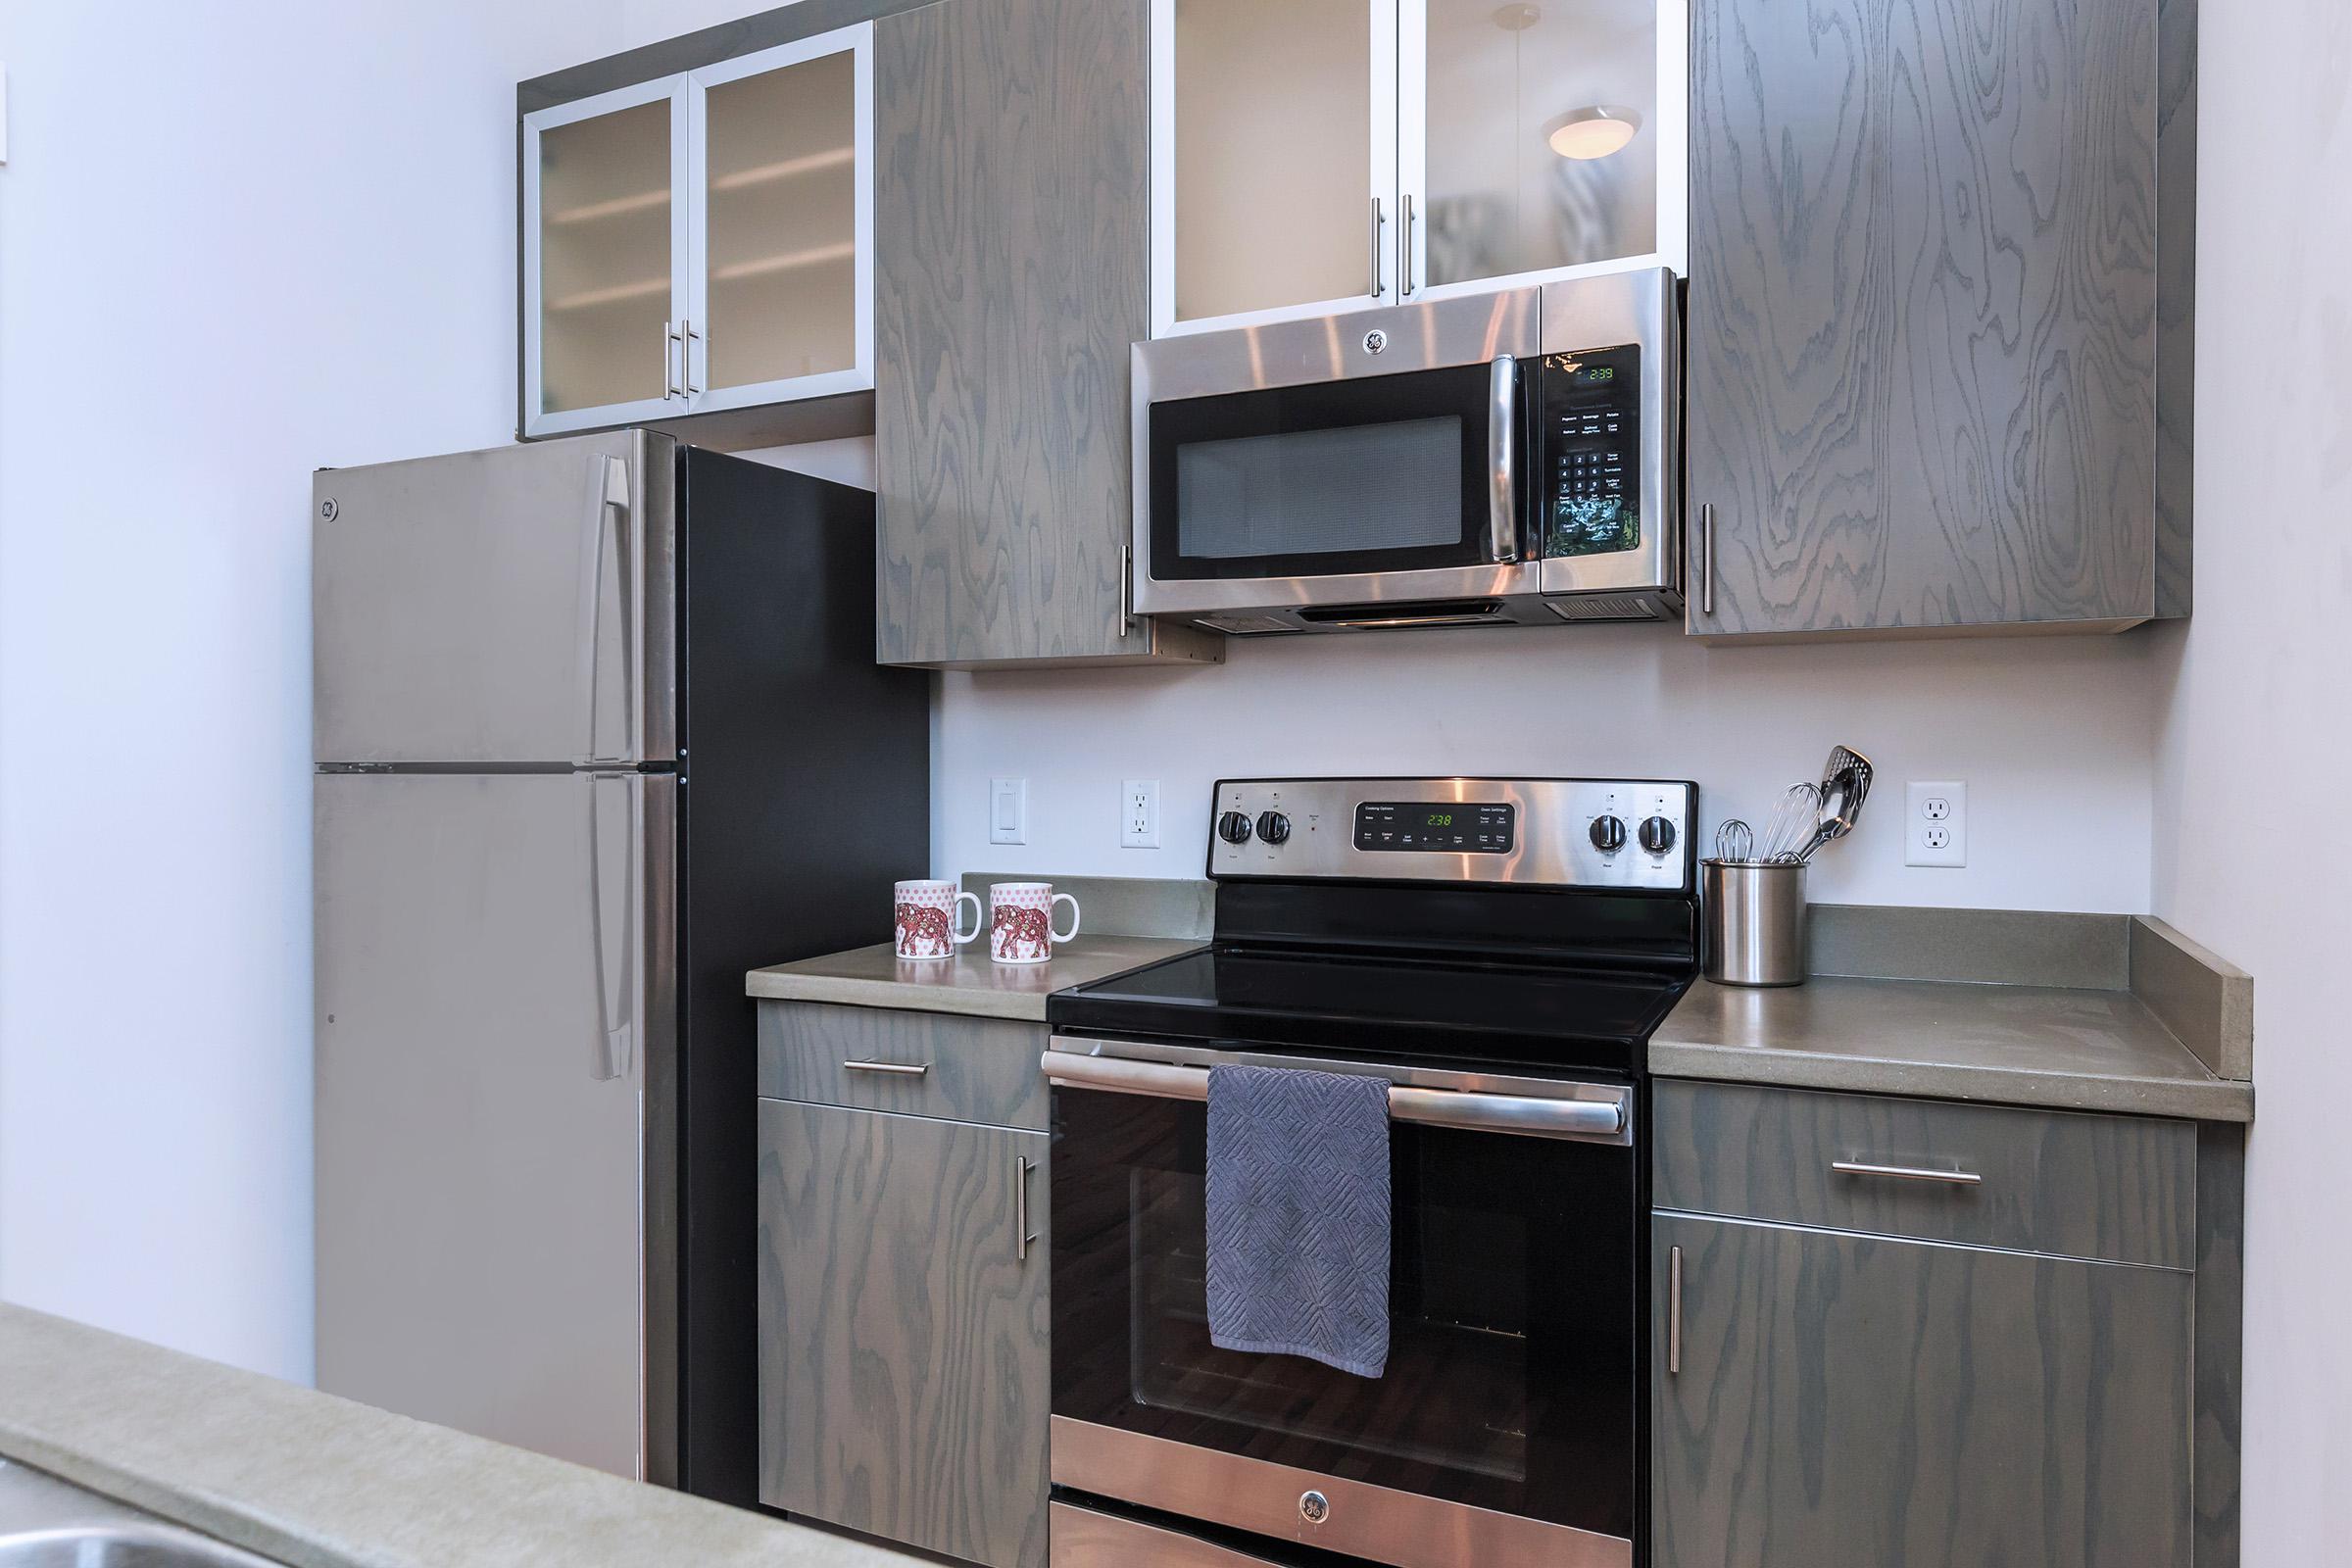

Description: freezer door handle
[575,455,635,766]
[585,772,637,1082]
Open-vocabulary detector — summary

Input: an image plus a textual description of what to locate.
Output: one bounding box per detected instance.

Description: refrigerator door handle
[575,455,635,766]
[585,772,637,1082]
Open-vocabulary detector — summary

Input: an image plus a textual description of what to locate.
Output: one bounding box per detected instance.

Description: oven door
[1131,291,1544,627]
[1046,1040,1638,1568]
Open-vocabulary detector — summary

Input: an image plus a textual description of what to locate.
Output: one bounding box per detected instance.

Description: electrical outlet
[1905,781,1967,867]
[1121,779,1161,849]
[990,777,1027,846]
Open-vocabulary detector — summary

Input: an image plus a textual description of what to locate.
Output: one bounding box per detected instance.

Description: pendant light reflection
[1546,105,1642,161]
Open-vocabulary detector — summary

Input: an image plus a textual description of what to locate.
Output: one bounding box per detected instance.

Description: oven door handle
[1489,353,1521,564]
[1042,1051,1627,1144]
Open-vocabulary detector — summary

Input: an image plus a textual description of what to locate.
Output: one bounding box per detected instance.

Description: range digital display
[1353,801,1516,854]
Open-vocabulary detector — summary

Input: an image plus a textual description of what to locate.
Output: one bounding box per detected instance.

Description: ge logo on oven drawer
[1361,329,1387,355]
[1298,1491,1331,1525]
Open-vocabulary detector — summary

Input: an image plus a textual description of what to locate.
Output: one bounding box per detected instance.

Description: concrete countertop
[1654,976,2254,1122]
[746,936,1200,1021]
[0,1304,918,1568]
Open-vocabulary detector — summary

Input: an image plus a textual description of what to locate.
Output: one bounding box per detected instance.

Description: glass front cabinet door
[1150,0,1682,336]
[523,24,874,437]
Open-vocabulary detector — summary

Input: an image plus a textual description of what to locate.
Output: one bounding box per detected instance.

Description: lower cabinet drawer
[758,1097,1051,1568]
[1651,1080,2195,1268]
[757,999,1050,1129]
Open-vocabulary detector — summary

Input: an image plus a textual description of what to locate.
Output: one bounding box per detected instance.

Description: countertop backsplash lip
[952,872,1214,942]
[1805,903,2251,1084]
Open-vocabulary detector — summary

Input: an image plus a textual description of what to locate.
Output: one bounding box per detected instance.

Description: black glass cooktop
[1047,944,1692,1073]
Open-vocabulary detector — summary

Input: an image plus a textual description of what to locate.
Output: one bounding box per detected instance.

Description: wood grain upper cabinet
[758,1097,1050,1568]
[871,0,1223,667]
[1652,1212,2193,1568]
[1684,0,2196,636]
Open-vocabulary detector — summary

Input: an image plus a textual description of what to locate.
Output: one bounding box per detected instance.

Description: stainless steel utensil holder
[1702,860,1808,987]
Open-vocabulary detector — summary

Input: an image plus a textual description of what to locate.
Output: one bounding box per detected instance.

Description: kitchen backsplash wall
[743,440,2160,913]
[935,625,2158,910]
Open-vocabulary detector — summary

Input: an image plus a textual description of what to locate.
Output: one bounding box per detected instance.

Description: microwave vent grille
[1195,615,1294,635]
[1548,594,1663,623]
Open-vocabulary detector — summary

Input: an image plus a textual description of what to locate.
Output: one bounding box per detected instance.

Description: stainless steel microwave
[1130,270,1682,634]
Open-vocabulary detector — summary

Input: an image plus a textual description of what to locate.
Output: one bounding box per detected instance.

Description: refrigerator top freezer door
[314,430,677,766]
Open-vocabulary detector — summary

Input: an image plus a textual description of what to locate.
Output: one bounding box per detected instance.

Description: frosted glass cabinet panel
[529,85,686,425]
[1409,0,1664,290]
[689,31,872,412]
[1152,0,1396,334]
[522,24,873,438]
[1150,0,1682,335]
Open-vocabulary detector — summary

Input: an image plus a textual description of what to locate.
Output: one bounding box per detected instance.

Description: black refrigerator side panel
[672,447,931,1506]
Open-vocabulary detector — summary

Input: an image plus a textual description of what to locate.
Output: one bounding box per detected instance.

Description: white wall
[936,627,2158,910]
[2150,0,2352,1555]
[0,0,653,1381]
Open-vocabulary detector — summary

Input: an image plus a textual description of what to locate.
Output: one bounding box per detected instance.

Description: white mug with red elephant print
[894,879,983,960]
[989,881,1081,964]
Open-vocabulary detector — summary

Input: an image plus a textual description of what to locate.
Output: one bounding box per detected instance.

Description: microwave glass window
[1419,0,1659,289]
[1540,344,1642,559]
[1177,417,1462,560]
[1148,362,1503,581]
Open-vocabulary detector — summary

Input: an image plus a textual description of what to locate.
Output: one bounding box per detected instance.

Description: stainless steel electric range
[1043,777,1700,1568]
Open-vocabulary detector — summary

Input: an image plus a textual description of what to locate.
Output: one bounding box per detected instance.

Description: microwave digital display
[1539,345,1642,561]
[1353,801,1517,854]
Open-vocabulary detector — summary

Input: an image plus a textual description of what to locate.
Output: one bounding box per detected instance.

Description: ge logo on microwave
[1361,329,1388,355]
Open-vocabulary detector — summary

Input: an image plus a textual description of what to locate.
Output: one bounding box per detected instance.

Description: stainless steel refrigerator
[313,429,926,1506]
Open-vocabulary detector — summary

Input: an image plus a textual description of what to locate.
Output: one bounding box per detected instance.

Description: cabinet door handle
[1668,1245,1682,1375]
[1698,503,1715,615]
[1015,1156,1039,1260]
[663,319,683,399]
[1831,1159,1984,1186]
[681,318,702,396]
[842,1059,929,1077]
[1369,197,1386,298]
[1399,194,1417,298]
[1118,544,1135,638]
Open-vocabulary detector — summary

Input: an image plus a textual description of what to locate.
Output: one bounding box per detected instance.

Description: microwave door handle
[1489,354,1520,563]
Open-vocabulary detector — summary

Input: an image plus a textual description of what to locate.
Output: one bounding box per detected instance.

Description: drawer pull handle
[1832,1159,1982,1186]
[843,1059,930,1077]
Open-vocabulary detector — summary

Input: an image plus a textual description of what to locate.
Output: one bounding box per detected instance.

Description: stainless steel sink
[0,1459,281,1566]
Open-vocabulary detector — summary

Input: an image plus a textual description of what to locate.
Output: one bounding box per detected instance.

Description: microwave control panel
[1538,344,1642,560]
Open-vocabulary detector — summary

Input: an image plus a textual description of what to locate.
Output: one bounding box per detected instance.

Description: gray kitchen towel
[1204,1063,1392,1379]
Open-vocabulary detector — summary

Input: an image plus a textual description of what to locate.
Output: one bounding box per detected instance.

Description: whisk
[1713,818,1753,862]
[1759,782,1821,863]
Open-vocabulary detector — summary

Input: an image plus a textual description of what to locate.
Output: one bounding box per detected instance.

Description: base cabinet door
[1652,1213,2191,1568]
[758,1099,1050,1568]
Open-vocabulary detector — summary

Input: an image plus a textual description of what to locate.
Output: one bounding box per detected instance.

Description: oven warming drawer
[1050,1420,1632,1568]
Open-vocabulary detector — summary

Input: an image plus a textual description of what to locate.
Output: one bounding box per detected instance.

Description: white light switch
[990,777,1027,846]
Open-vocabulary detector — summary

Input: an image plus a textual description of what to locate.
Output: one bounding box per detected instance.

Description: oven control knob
[1589,814,1627,853]
[1255,810,1292,845]
[1298,1492,1331,1525]
[1640,815,1678,856]
[1217,810,1254,845]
